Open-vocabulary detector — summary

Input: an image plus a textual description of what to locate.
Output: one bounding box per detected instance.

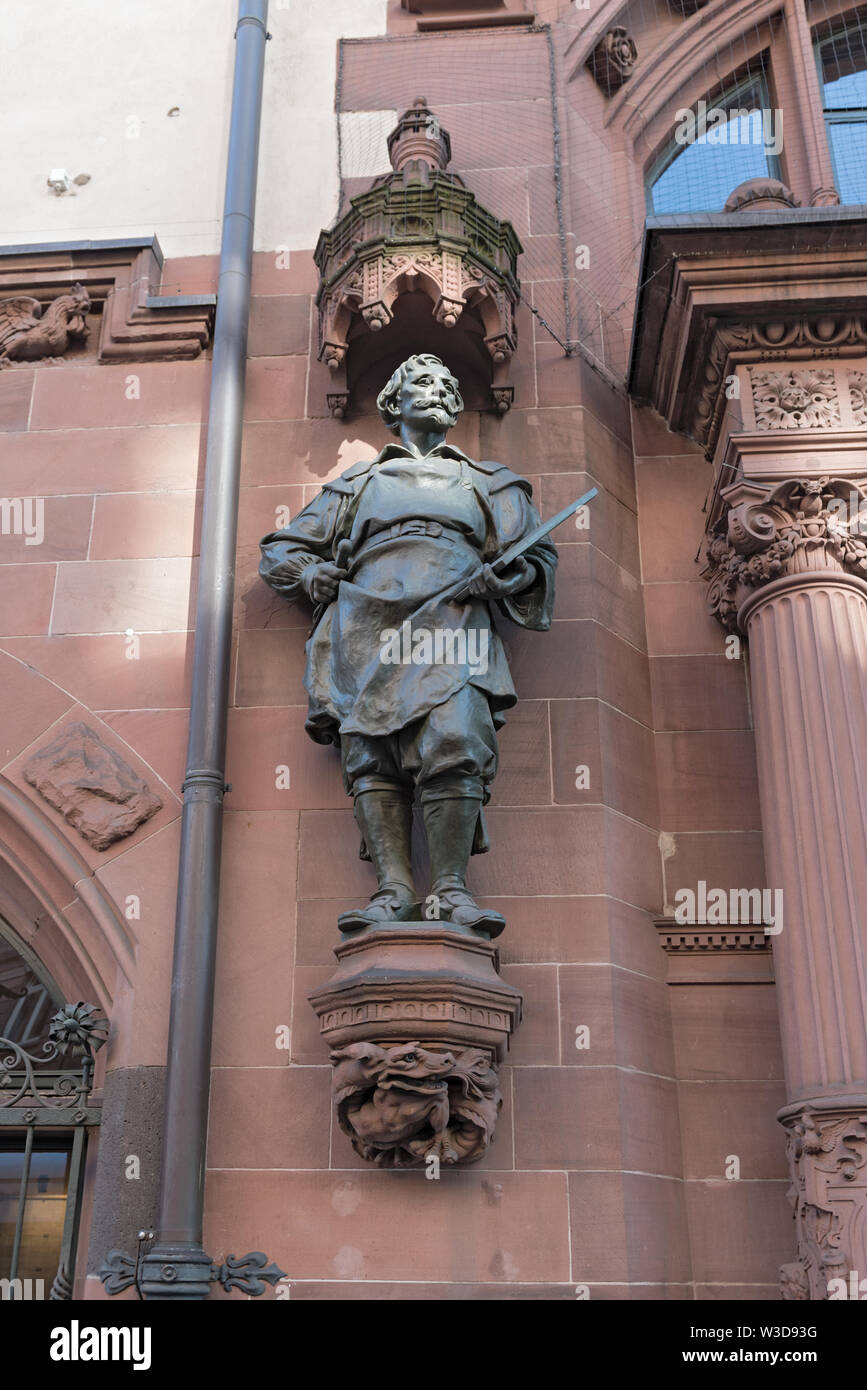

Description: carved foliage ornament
[780,1108,867,1300]
[691,317,867,451]
[332,1041,501,1168]
[586,29,638,95]
[850,371,867,427]
[703,477,867,631]
[750,368,841,430]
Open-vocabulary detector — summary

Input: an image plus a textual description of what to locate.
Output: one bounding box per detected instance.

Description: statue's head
[376,354,464,436]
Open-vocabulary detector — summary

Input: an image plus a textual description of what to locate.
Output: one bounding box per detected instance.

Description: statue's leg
[338,732,420,931]
[410,686,506,937]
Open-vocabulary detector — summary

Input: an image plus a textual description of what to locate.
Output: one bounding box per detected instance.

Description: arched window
[0,927,102,1300]
[817,13,867,204]
[647,69,781,214]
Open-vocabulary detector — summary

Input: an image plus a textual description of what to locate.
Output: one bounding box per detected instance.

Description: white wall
[2,0,387,258]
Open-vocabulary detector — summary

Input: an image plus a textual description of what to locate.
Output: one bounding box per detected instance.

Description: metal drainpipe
[139,0,272,1299]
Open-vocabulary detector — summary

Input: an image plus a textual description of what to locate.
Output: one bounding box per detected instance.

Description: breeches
[339,683,498,803]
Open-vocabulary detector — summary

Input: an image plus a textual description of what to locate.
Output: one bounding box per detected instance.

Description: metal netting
[325,3,867,384]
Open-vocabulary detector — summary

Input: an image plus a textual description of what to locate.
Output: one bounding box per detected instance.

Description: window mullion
[783,0,838,202]
[49,1125,87,1301]
[8,1124,34,1284]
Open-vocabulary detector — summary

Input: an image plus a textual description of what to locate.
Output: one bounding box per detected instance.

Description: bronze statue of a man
[259,355,557,935]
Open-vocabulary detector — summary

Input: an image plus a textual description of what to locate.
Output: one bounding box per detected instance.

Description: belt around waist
[357,520,471,549]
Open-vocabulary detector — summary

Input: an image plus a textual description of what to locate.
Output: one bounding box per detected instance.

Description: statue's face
[397,361,461,433]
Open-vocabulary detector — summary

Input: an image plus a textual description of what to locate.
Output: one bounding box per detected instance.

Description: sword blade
[490,486,598,572]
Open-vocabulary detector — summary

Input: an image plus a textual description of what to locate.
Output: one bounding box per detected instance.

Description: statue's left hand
[456,557,535,601]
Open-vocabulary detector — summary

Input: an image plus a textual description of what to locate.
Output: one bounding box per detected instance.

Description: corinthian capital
[703,477,867,631]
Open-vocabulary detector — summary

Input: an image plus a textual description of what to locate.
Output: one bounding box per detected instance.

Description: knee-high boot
[421,796,505,936]
[337,788,420,932]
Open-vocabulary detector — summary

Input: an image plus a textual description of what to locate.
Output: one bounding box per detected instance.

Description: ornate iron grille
[0,1002,106,1300]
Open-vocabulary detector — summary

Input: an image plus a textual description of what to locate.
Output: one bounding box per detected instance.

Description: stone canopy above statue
[314,99,522,418]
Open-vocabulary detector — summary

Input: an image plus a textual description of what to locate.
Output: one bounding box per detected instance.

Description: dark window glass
[0,929,59,1058]
[648,73,780,214]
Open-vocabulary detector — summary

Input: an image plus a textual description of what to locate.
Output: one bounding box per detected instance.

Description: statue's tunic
[258,441,557,747]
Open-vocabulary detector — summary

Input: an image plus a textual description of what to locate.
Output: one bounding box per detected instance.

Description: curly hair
[376,354,464,435]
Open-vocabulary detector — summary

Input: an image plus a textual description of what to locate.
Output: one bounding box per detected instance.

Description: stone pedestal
[308,923,522,1168]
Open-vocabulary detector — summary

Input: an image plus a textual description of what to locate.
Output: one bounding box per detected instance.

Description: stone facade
[1,0,865,1301]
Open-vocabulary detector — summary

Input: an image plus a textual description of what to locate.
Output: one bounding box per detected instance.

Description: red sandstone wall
[634,404,792,1296]
[0,6,811,1300]
[0,245,792,1308]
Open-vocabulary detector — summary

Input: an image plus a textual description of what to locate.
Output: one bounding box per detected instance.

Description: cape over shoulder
[321,446,533,498]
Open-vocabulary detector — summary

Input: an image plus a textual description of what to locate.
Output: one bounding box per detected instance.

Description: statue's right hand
[302,561,346,603]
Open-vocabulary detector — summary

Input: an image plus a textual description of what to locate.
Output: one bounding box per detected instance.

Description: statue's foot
[434,887,505,938]
[338,884,420,933]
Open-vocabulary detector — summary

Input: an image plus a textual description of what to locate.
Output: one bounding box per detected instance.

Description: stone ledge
[0,237,214,364]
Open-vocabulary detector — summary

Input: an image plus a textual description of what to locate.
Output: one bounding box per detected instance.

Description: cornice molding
[629,214,867,456]
[655,918,771,952]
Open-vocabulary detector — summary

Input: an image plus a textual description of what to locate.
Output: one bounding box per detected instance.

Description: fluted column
[705,476,867,1299]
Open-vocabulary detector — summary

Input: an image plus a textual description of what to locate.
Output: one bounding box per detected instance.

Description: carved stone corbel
[98,246,213,362]
[308,923,522,1167]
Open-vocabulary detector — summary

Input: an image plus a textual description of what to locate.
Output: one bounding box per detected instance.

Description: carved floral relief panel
[743,363,867,434]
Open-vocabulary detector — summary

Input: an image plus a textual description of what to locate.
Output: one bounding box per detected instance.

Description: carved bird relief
[0,283,90,365]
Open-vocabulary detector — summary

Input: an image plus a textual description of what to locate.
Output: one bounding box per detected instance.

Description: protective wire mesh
[327,2,867,384]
